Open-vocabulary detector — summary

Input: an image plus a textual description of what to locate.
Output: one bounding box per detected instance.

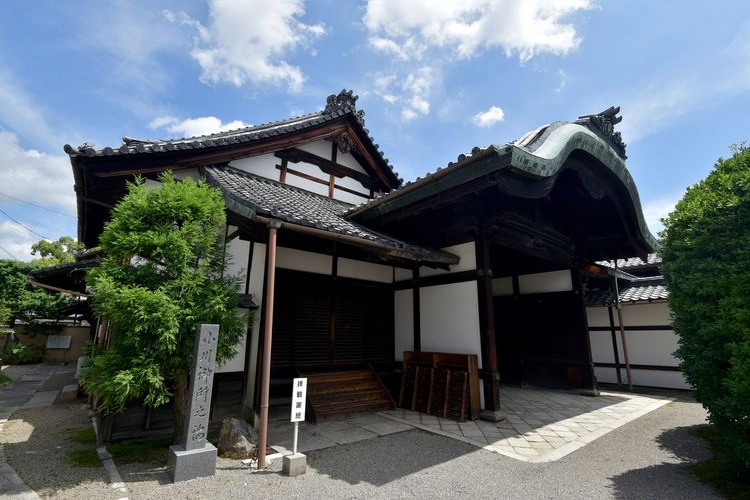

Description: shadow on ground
[609,424,718,499]
[303,428,477,486]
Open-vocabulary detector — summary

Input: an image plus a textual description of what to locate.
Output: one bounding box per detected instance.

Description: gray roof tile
[586,276,669,306]
[204,165,458,266]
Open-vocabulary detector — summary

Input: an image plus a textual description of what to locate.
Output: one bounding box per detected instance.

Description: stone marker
[168,324,219,482]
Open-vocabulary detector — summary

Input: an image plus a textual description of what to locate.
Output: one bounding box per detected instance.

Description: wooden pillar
[412,265,421,352]
[572,268,599,395]
[258,219,281,469]
[476,238,503,420]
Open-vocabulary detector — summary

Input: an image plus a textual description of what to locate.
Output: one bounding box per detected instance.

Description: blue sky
[1,0,749,261]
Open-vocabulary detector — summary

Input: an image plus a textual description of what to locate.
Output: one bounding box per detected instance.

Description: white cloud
[472,106,506,127]
[374,67,437,121]
[0,68,66,152]
[0,132,77,261]
[641,193,682,236]
[363,0,591,121]
[364,0,592,63]
[149,116,251,138]
[169,0,325,92]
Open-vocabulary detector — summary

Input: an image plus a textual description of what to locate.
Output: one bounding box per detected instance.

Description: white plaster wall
[585,306,611,327]
[518,270,572,294]
[420,241,475,277]
[243,243,266,419]
[276,247,332,275]
[217,316,249,373]
[419,282,482,368]
[338,258,393,283]
[492,277,513,296]
[619,302,671,326]
[591,326,681,367]
[594,366,690,390]
[589,330,617,364]
[298,141,333,159]
[630,369,691,390]
[224,234,251,293]
[394,267,412,282]
[282,161,331,197]
[588,302,688,389]
[394,289,414,361]
[337,149,369,174]
[229,153,280,181]
[333,174,371,205]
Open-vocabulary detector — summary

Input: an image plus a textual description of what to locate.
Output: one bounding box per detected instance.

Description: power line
[0,243,18,260]
[0,191,75,218]
[0,208,49,240]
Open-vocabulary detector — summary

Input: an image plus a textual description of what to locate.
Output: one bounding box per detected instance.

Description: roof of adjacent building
[586,276,669,306]
[204,165,458,266]
[596,253,662,270]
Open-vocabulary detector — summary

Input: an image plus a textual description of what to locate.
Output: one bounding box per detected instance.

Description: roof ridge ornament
[576,106,627,160]
[324,89,364,121]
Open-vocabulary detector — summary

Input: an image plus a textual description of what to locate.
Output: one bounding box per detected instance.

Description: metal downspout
[257,219,281,469]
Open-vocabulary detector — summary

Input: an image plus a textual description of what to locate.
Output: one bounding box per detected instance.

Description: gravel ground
[1,381,718,499]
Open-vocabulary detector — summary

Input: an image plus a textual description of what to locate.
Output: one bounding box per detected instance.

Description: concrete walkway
[0,363,76,499]
[266,386,671,464]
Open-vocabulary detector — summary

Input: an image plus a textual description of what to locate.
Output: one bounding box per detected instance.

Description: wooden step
[304,367,395,423]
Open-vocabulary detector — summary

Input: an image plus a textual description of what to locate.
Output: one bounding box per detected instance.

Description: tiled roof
[64,90,401,186]
[596,254,661,270]
[347,109,657,256]
[586,277,669,306]
[204,165,458,266]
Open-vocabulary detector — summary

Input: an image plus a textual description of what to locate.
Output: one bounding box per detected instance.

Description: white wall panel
[619,302,671,326]
[419,282,482,368]
[225,235,251,293]
[518,270,572,294]
[492,277,513,296]
[230,154,280,181]
[585,306,611,327]
[420,242,475,277]
[338,258,393,283]
[394,289,414,361]
[276,247,332,275]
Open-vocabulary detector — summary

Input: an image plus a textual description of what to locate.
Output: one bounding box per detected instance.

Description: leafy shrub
[4,342,41,364]
[661,144,750,469]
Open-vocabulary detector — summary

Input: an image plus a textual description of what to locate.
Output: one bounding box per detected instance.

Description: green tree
[661,144,750,468]
[81,173,248,442]
[0,259,69,331]
[31,236,85,266]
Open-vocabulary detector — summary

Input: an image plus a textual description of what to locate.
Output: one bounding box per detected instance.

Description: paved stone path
[0,363,76,499]
[266,385,671,464]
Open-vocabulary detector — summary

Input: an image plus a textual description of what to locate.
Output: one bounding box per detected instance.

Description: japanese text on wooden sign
[290,378,307,422]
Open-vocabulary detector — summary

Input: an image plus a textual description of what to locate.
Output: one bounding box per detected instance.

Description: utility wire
[0,243,18,260]
[0,208,49,240]
[0,191,75,218]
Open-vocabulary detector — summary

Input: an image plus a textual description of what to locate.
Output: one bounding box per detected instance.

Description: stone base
[580,388,601,397]
[58,384,79,402]
[282,453,306,476]
[480,409,506,422]
[168,443,217,482]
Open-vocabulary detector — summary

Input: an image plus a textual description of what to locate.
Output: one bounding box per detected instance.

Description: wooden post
[258,219,281,469]
[476,238,503,420]
[613,262,633,391]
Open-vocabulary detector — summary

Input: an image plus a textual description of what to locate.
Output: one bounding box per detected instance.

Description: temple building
[63,90,661,437]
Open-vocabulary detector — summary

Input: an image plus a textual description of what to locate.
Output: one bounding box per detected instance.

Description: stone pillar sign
[168,324,220,482]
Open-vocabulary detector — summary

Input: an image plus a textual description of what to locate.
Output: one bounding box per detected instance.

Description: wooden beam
[275,148,373,186]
